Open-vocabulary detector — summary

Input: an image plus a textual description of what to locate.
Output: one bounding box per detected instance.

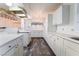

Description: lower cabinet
[20,32,31,47]
[3,46,17,56]
[64,39,79,56]
[55,37,61,56]
[55,36,79,56]
[45,34,79,56]
[51,35,57,55]
[65,46,79,56]
[56,37,65,56]
[0,36,24,56]
[16,36,23,56]
[54,36,65,56]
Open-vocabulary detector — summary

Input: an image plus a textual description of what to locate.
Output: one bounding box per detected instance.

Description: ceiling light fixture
[5,3,13,7]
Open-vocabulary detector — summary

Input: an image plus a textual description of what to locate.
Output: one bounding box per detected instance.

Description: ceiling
[0,3,9,10]
[23,3,61,13]
[0,3,61,23]
[23,3,61,23]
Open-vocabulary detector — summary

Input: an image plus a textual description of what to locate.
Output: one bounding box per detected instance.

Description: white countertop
[56,31,79,38]
[0,33,23,47]
[44,32,79,44]
[18,29,31,33]
[55,32,79,44]
[56,33,79,44]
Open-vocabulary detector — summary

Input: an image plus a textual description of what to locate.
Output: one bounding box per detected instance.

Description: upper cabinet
[48,14,57,32]
[48,14,53,32]
[53,6,62,25]
[53,5,70,25]
[70,4,79,32]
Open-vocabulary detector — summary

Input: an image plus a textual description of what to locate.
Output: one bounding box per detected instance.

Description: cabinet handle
[9,46,11,48]
[57,37,59,40]
[15,46,17,48]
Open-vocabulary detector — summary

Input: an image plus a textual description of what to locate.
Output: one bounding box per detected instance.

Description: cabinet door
[62,5,70,25]
[17,37,23,56]
[51,35,57,55]
[55,36,65,56]
[48,14,53,32]
[53,6,62,25]
[23,33,31,46]
[23,33,28,46]
[3,46,17,56]
[24,20,31,30]
[55,37,61,56]
[65,46,79,56]
[26,33,31,45]
[58,37,65,56]
[64,39,79,56]
[21,18,31,30]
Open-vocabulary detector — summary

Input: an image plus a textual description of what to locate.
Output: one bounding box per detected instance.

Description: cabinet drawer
[0,39,16,55]
[3,46,16,56]
[64,39,79,52]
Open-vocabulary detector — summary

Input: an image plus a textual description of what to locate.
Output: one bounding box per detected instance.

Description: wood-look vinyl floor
[24,38,56,56]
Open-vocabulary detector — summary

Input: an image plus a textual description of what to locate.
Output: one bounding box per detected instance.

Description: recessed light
[9,7,23,11]
[16,14,25,16]
[5,3,13,7]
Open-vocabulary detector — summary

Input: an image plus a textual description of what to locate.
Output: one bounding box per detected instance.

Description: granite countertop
[0,33,23,47]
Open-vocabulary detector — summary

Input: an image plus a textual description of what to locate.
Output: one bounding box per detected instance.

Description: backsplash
[0,27,6,32]
[57,25,75,33]
[0,16,21,28]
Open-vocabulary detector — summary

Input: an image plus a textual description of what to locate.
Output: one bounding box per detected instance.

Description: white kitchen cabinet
[65,46,79,56]
[50,35,57,55]
[16,36,23,56]
[26,33,31,46]
[70,4,79,32]
[64,39,79,56]
[53,5,70,25]
[21,18,31,31]
[71,4,79,32]
[19,32,31,47]
[55,37,61,56]
[31,30,43,37]
[53,6,62,25]
[44,34,55,53]
[62,5,70,25]
[56,36,65,56]
[48,14,53,32]
[3,46,17,56]
[44,34,63,56]
[24,20,31,31]
[0,35,23,56]
[53,36,65,56]
[47,34,65,56]
[45,35,52,49]
[0,40,16,55]
[45,32,79,56]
